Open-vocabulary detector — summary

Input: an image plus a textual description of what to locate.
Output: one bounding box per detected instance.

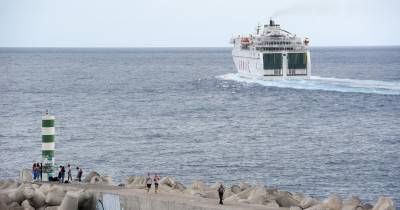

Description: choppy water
[0,47,399,206]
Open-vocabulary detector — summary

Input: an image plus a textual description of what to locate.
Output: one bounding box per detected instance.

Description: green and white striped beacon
[42,109,55,181]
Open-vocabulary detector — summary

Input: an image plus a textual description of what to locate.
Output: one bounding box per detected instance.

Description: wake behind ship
[231,20,311,79]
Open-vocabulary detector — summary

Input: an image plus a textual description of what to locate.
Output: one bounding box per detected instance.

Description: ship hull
[232,49,311,80]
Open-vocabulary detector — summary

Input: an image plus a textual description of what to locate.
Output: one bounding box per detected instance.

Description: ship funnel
[270,19,275,26]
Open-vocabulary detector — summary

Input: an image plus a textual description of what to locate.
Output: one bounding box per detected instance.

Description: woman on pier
[154,174,160,194]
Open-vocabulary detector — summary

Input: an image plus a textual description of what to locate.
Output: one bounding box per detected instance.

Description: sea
[0,47,399,207]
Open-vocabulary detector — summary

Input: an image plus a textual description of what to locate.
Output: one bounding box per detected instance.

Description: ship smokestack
[270,19,275,26]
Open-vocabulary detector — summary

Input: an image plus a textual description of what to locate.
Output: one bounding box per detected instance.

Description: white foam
[217,73,400,95]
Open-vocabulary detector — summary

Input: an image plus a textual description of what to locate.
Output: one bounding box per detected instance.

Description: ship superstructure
[231,20,311,79]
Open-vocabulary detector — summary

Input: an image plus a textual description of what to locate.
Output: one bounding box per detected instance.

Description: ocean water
[0,47,399,206]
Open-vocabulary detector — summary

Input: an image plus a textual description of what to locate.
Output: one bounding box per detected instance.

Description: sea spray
[217,73,400,95]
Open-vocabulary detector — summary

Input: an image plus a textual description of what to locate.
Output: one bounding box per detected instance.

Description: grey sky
[1,0,399,47]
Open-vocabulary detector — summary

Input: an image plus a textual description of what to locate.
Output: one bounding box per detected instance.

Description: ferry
[231,20,311,79]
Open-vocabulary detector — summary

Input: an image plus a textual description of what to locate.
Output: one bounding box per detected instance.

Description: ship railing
[255,46,306,51]
[254,44,306,48]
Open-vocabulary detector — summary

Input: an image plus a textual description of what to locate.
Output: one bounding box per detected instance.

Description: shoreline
[0,169,396,210]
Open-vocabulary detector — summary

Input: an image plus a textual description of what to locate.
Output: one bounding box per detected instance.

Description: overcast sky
[1,0,399,47]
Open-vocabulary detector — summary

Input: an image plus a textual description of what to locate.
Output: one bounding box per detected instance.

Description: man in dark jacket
[218,184,225,205]
[76,167,83,182]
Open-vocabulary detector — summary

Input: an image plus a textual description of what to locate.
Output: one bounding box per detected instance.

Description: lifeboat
[241,37,251,45]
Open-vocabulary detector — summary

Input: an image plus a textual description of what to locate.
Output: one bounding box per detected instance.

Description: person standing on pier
[76,167,83,182]
[59,166,65,183]
[58,166,62,182]
[154,174,160,194]
[39,163,42,182]
[218,184,225,205]
[32,163,37,181]
[146,173,152,193]
[67,164,72,182]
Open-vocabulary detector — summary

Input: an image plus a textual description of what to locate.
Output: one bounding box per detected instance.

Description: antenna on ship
[256,22,261,35]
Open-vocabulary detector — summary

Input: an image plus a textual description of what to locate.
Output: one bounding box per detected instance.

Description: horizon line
[1,45,400,49]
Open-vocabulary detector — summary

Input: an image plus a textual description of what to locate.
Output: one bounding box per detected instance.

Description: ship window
[288,53,307,69]
[263,53,282,70]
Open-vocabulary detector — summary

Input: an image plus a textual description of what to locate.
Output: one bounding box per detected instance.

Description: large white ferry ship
[231,20,311,79]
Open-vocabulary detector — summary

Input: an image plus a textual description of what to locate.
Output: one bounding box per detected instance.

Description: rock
[290,206,302,210]
[31,184,40,190]
[209,182,222,190]
[156,184,172,193]
[29,190,46,209]
[265,187,279,200]
[172,182,186,191]
[9,207,24,210]
[238,182,251,191]
[160,176,175,187]
[224,190,233,199]
[184,189,205,197]
[345,197,362,205]
[276,195,301,207]
[363,204,374,210]
[291,192,306,202]
[19,169,32,183]
[324,194,343,210]
[22,185,35,200]
[101,176,113,185]
[8,186,25,204]
[226,188,253,203]
[78,191,96,210]
[225,194,240,203]
[38,184,52,195]
[0,193,10,206]
[83,171,100,183]
[45,206,60,210]
[123,176,135,185]
[247,185,267,204]
[231,185,241,194]
[8,202,20,207]
[123,176,133,185]
[236,188,252,199]
[59,191,79,210]
[0,198,8,210]
[21,200,34,209]
[88,175,113,185]
[0,180,18,190]
[125,176,146,188]
[300,197,320,209]
[191,180,205,191]
[265,200,280,208]
[306,194,343,210]
[201,190,219,199]
[45,187,65,206]
[343,196,363,210]
[89,176,101,184]
[371,197,395,210]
